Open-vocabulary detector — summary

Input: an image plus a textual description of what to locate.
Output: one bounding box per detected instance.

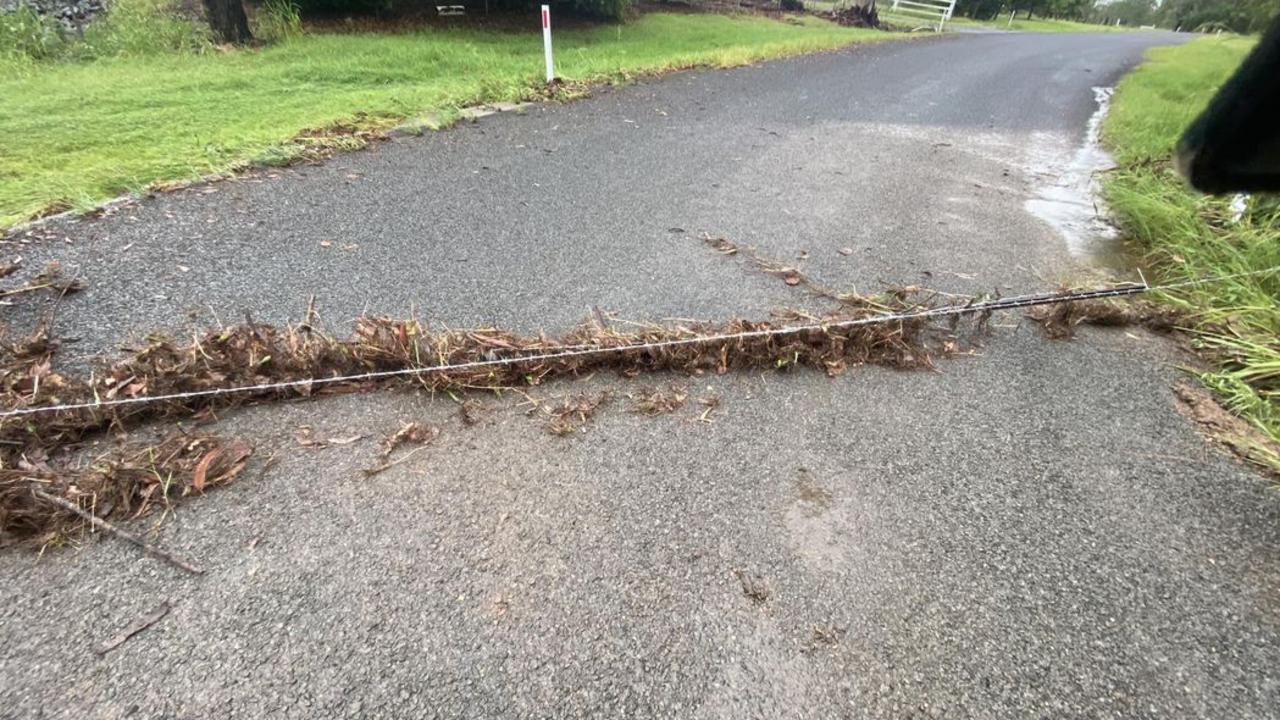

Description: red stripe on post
[542,8,549,28]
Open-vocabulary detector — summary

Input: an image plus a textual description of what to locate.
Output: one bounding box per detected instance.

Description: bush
[2,0,210,63]
[291,0,393,17]
[254,0,302,40]
[289,0,633,22]
[79,0,211,57]
[566,0,631,20]
[0,3,68,63]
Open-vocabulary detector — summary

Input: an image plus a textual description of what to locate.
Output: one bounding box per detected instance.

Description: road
[4,30,1279,719]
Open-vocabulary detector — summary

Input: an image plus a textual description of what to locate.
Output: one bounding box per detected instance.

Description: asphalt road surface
[5,29,1279,719]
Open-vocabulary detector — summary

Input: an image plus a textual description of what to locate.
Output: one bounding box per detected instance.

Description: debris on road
[294,426,366,449]
[361,446,431,479]
[1174,382,1280,476]
[32,489,205,574]
[458,399,489,426]
[695,394,721,424]
[1,274,1169,546]
[802,623,847,654]
[1028,294,1182,339]
[629,384,688,416]
[96,601,171,655]
[0,261,84,300]
[544,392,612,436]
[362,422,440,477]
[702,234,739,255]
[380,422,440,456]
[699,232,876,307]
[735,568,770,604]
[2,432,251,547]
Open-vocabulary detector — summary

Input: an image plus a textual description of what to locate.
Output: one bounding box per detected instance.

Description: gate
[878,0,957,32]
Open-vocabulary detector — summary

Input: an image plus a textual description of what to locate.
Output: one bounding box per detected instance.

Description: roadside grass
[949,16,1132,32]
[0,12,892,228]
[1102,35,1280,468]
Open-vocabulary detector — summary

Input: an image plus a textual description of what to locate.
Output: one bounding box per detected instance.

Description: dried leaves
[0,261,85,300]
[294,426,365,449]
[458,399,488,427]
[629,385,688,416]
[702,234,739,255]
[362,422,440,477]
[735,568,770,604]
[190,440,253,492]
[1028,297,1183,339]
[0,433,252,543]
[0,293,980,539]
[544,392,612,436]
[380,421,440,456]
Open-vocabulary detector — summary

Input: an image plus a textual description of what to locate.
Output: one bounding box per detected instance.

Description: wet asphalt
[5,28,1279,720]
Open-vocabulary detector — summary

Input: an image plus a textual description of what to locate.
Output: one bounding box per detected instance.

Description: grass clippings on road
[1102,34,1280,471]
[0,269,1201,545]
[0,289,982,543]
[0,12,893,229]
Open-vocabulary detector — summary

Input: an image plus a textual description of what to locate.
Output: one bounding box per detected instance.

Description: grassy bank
[1102,35,1280,467]
[0,12,891,229]
[949,16,1131,32]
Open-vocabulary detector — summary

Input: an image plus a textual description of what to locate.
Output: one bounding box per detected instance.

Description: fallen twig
[96,601,170,655]
[33,489,205,574]
[361,444,430,478]
[0,261,84,299]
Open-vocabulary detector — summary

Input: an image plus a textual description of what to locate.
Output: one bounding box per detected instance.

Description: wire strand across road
[1,267,1275,419]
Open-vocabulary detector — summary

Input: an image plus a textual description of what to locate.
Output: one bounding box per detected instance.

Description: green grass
[1102,35,1280,467]
[948,16,1132,32]
[0,12,891,228]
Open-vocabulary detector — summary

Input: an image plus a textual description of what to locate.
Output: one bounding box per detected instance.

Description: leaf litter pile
[0,244,1181,547]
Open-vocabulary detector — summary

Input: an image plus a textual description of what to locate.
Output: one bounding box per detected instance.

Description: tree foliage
[954,0,1092,21]
[291,0,633,20]
[1157,0,1278,33]
[954,0,1278,29]
[1091,0,1157,27]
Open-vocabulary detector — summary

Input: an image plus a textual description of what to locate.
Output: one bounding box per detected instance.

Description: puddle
[1026,87,1132,272]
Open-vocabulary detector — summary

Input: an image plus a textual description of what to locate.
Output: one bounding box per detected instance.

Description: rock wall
[1,0,107,29]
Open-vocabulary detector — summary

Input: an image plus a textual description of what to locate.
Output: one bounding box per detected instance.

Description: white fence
[879,0,957,32]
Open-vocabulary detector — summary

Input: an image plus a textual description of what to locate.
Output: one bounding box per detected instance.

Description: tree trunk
[202,0,252,44]
[831,0,877,27]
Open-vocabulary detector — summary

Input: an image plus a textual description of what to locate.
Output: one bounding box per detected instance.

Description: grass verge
[949,16,1132,32]
[1102,35,1280,471]
[0,12,892,229]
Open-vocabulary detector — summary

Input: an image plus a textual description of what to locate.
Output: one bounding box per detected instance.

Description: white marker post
[541,5,555,84]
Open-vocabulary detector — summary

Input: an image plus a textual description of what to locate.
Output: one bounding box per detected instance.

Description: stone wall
[1,0,107,29]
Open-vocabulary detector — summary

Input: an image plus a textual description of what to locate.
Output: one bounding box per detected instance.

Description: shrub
[79,0,211,57]
[0,3,68,62]
[254,0,302,41]
[566,0,632,20]
[291,0,393,17]
[289,0,634,22]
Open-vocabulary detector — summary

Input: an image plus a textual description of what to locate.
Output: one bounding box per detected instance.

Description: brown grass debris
[0,294,979,539]
[544,392,612,436]
[1028,297,1183,339]
[0,261,85,300]
[0,432,250,545]
[380,421,440,456]
[630,384,689,416]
